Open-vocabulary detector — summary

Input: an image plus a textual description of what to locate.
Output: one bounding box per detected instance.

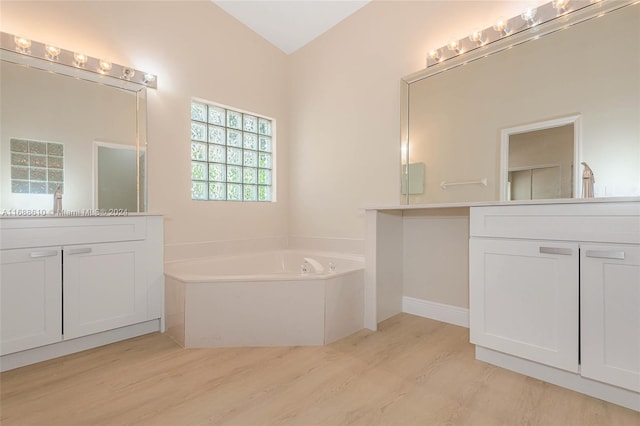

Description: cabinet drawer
[0,217,147,250]
[470,202,640,244]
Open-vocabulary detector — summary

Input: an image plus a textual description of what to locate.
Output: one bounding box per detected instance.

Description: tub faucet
[303,257,324,274]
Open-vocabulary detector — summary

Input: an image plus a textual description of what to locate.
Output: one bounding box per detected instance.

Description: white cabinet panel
[470,238,579,372]
[581,244,640,392]
[63,241,147,340]
[0,248,62,355]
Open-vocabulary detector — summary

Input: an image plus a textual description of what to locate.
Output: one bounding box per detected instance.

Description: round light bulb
[98,60,112,74]
[74,52,88,67]
[493,18,510,35]
[14,36,31,52]
[469,29,485,45]
[45,45,61,60]
[552,0,570,10]
[428,49,440,61]
[447,40,462,54]
[521,8,537,23]
[122,68,135,80]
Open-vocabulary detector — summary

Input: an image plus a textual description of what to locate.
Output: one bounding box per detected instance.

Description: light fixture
[552,0,571,12]
[73,52,88,67]
[469,29,486,46]
[98,59,112,74]
[45,44,61,60]
[447,39,463,54]
[493,18,511,36]
[1,31,156,88]
[424,0,624,68]
[521,8,538,26]
[14,35,31,53]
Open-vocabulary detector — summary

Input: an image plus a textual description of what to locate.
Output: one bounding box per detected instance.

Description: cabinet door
[581,244,640,392]
[470,238,579,372]
[0,248,62,355]
[63,241,147,340]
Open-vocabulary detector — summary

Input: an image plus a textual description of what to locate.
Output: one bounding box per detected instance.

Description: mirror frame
[400,0,637,205]
[499,114,582,201]
[0,48,149,212]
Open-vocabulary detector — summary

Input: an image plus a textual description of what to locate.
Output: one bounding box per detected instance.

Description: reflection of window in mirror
[10,138,64,195]
[508,125,574,200]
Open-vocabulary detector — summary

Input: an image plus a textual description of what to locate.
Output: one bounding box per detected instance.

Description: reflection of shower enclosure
[509,165,562,200]
[94,142,142,211]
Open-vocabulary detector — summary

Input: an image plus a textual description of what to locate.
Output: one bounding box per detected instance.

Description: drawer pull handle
[539,247,573,256]
[66,248,92,256]
[30,250,58,258]
[585,250,625,260]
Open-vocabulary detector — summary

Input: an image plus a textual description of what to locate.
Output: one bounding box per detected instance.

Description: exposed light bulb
[469,29,486,46]
[45,45,61,60]
[428,49,441,62]
[493,18,511,36]
[521,8,538,26]
[73,52,88,67]
[447,39,462,54]
[98,59,112,74]
[143,73,156,84]
[14,35,31,53]
[552,0,571,12]
[122,68,135,80]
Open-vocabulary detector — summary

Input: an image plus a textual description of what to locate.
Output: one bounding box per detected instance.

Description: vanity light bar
[0,32,157,89]
[426,0,608,68]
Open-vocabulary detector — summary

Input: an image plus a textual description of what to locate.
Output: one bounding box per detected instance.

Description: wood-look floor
[1,314,638,426]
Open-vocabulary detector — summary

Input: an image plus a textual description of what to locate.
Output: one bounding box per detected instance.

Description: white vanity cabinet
[0,248,62,355]
[580,243,640,393]
[0,215,163,370]
[469,238,579,372]
[63,241,148,340]
[470,202,640,410]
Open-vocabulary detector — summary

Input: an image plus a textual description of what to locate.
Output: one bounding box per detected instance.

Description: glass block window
[191,100,274,202]
[10,138,64,194]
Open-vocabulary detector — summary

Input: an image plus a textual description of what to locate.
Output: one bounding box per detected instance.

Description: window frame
[190,98,275,202]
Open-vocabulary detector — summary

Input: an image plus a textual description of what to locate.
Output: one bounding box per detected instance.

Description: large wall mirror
[0,47,148,213]
[401,0,639,204]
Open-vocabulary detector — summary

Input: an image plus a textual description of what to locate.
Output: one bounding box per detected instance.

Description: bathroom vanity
[0,215,163,371]
[365,198,640,411]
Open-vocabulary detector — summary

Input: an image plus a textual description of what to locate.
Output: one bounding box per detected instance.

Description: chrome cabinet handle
[539,247,573,256]
[30,250,58,258]
[585,250,625,260]
[66,247,92,255]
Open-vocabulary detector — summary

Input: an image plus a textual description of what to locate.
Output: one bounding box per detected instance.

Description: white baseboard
[402,296,469,328]
[0,319,161,372]
[476,346,640,412]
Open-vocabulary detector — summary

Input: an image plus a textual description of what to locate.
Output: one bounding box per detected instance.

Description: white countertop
[364,196,640,211]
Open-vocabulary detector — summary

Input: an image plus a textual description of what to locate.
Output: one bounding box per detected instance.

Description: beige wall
[1,0,290,254]
[288,0,546,241]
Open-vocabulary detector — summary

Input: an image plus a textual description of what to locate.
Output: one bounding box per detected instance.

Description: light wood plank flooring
[1,314,639,425]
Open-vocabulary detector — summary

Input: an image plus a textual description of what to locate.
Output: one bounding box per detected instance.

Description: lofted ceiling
[213,0,371,54]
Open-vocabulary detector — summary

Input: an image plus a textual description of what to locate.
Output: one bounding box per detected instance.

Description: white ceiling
[213,1,371,54]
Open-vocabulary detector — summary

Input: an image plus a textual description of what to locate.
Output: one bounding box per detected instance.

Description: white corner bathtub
[164,250,364,347]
